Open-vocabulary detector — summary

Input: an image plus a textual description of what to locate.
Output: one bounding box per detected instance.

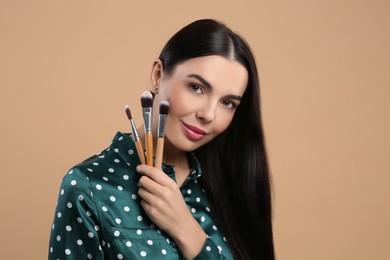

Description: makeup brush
[155,101,170,169]
[140,91,154,166]
[125,105,146,164]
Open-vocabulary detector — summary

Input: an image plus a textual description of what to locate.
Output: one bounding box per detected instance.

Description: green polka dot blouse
[49,132,233,259]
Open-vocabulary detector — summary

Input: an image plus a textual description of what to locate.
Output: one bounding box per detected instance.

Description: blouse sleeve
[193,235,229,260]
[48,167,104,259]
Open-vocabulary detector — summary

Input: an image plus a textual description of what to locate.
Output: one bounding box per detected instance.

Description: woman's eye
[222,100,237,109]
[189,84,203,94]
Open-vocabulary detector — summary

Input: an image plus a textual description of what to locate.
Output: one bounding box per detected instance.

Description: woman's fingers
[138,175,162,196]
[136,164,173,186]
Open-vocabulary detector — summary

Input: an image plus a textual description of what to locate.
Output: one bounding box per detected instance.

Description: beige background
[1,0,389,259]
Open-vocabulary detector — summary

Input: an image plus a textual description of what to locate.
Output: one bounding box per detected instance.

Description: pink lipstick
[181,121,207,141]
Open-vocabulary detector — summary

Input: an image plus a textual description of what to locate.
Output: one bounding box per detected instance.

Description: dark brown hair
[159,19,275,260]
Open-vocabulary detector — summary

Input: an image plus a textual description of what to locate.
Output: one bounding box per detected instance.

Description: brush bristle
[140,91,153,108]
[125,105,132,120]
[159,100,170,115]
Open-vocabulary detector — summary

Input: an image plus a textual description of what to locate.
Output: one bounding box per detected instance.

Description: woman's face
[152,55,248,152]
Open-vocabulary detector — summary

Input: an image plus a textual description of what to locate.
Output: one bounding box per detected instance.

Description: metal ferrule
[157,114,167,138]
[130,119,140,142]
[142,107,152,134]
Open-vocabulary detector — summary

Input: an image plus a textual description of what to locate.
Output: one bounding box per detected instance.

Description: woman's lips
[181,121,207,141]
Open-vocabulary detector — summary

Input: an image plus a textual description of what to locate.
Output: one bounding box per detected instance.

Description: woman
[49,19,275,259]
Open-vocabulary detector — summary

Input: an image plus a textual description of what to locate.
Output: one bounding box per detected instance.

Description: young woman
[49,19,275,260]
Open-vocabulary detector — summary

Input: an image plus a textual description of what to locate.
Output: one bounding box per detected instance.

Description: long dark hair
[159,19,275,260]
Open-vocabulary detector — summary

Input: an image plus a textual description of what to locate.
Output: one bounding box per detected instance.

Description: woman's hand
[136,164,206,259]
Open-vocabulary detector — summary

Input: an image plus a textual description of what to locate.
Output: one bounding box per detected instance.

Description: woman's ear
[150,59,164,94]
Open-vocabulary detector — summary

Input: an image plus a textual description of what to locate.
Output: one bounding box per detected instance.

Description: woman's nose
[195,101,217,123]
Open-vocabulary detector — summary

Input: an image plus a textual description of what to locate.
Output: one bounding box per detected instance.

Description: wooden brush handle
[135,141,146,165]
[155,137,164,169]
[146,133,153,166]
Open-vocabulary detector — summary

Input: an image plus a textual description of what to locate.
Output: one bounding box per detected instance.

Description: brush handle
[155,137,164,169]
[135,140,146,165]
[145,133,153,166]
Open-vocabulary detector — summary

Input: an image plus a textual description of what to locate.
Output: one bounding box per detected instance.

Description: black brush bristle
[140,91,153,108]
[159,100,170,115]
[125,105,132,120]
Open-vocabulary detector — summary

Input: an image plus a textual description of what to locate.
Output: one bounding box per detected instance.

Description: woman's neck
[137,125,190,186]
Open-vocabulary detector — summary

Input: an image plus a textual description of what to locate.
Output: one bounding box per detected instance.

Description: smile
[181,121,207,141]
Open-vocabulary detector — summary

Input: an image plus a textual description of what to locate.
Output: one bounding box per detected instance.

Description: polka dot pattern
[49,132,233,259]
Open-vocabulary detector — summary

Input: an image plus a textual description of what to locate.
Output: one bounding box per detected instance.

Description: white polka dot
[50,247,53,253]
[103,176,108,181]
[93,162,99,166]
[102,240,106,246]
[60,189,64,195]
[201,216,205,222]
[87,168,93,172]
[66,225,72,231]
[128,149,134,155]
[78,195,84,201]
[65,249,71,255]
[114,159,120,163]
[140,251,146,257]
[86,211,92,216]
[102,206,108,212]
[71,180,77,185]
[77,239,83,245]
[108,168,114,173]
[206,207,210,212]
[218,246,222,251]
[213,225,218,230]
[124,206,130,212]
[162,249,167,255]
[123,175,129,180]
[99,155,105,158]
[118,136,123,141]
[196,197,201,202]
[96,184,102,190]
[206,246,211,251]
[223,236,227,241]
[126,241,132,247]
[147,240,153,245]
[136,229,142,235]
[52,224,55,229]
[88,232,94,238]
[114,230,120,237]
[56,235,61,241]
[87,253,92,259]
[57,212,62,218]
[117,253,123,259]
[187,189,192,194]
[77,217,83,223]
[110,196,116,202]
[191,208,196,213]
[114,148,119,153]
[117,185,123,191]
[115,218,121,224]
[68,169,73,174]
[67,202,72,208]
[94,225,100,231]
[137,215,143,221]
[131,194,137,200]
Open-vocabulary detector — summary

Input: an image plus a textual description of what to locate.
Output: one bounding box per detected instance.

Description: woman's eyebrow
[187,74,212,90]
[187,74,242,101]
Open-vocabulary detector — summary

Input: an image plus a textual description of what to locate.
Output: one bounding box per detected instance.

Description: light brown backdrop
[1,0,389,259]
